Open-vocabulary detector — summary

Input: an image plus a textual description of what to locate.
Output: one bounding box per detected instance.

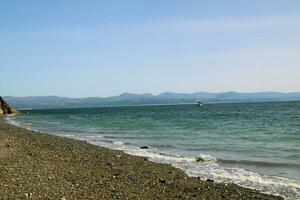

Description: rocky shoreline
[0,116,283,199]
[0,96,18,114]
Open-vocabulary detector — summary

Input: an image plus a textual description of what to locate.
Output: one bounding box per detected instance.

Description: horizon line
[3,90,300,99]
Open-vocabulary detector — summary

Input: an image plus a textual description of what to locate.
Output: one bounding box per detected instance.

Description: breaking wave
[6,116,300,199]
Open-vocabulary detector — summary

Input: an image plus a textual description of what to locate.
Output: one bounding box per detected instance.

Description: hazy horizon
[3,90,300,99]
[1,1,300,97]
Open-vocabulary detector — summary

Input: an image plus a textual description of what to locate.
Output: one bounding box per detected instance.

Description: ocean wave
[5,117,20,126]
[85,135,104,139]
[113,141,125,145]
[61,134,76,138]
[196,154,217,163]
[149,144,176,148]
[5,117,300,199]
[126,149,196,164]
[98,141,300,199]
[219,158,300,168]
[103,135,141,139]
[181,165,300,200]
[22,122,33,126]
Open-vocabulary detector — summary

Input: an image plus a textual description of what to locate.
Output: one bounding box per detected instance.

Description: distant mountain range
[4,92,300,109]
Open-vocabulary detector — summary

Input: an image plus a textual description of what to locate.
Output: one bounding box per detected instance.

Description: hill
[4,92,300,109]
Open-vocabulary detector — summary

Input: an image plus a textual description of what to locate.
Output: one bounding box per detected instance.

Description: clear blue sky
[1,0,300,97]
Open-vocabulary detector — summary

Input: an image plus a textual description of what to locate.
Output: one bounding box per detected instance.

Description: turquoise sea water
[8,101,300,199]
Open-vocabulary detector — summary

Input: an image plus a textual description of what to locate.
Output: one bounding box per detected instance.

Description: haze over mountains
[4,92,300,109]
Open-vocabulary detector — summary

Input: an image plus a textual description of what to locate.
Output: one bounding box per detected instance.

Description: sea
[6,101,300,199]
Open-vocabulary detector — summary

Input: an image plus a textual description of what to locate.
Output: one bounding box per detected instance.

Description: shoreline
[0,116,283,199]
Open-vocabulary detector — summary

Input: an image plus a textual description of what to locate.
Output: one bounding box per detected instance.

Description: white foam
[126,149,196,164]
[85,135,104,139]
[96,141,300,199]
[113,141,125,145]
[174,162,300,199]
[22,122,33,126]
[48,131,300,199]
[196,154,217,163]
[5,117,300,199]
[5,117,21,126]
[62,134,76,138]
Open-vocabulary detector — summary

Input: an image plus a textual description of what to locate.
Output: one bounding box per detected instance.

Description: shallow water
[8,101,300,199]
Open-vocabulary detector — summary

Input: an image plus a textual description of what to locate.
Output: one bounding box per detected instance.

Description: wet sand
[0,116,283,199]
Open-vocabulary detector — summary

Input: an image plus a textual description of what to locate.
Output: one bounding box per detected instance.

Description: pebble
[0,119,283,200]
[159,178,174,185]
[24,193,32,198]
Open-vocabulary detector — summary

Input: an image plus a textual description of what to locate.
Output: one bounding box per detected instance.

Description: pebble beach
[0,116,283,199]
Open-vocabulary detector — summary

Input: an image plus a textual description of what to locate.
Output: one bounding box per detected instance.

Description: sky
[1,0,300,97]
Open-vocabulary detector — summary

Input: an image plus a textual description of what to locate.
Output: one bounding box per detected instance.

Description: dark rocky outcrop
[0,96,18,114]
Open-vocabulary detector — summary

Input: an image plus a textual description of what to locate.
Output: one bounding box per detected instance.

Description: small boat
[196,100,203,107]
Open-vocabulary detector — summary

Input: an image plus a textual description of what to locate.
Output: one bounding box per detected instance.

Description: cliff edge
[0,96,18,114]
